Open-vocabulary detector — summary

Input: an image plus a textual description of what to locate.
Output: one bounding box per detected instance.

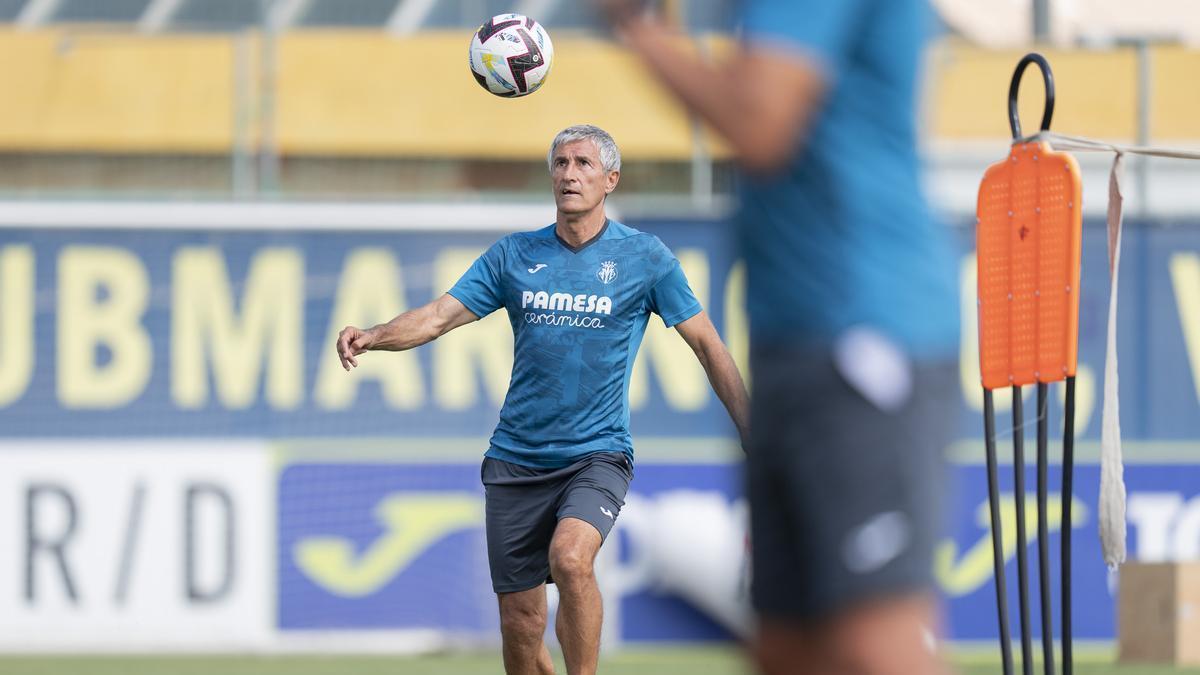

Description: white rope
[1035,132,1200,161]
[1028,131,1200,568]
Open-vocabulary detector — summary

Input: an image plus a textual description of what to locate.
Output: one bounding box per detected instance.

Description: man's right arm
[594,0,844,173]
[335,293,479,370]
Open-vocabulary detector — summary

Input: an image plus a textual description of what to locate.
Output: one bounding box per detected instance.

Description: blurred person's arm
[336,294,478,370]
[674,311,751,450]
[596,0,828,172]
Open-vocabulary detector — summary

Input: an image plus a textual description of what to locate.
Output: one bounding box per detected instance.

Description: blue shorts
[482,451,633,594]
[747,344,956,619]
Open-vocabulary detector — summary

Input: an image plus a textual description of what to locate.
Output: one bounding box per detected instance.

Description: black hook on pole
[1008,52,1056,139]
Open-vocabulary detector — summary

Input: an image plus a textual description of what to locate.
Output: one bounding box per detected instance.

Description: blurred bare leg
[550,517,604,675]
[755,593,948,675]
[498,584,555,675]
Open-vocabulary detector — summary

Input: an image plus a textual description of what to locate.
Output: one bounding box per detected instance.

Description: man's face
[551,139,620,214]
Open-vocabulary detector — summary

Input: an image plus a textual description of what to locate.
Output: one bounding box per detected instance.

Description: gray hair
[547,125,622,173]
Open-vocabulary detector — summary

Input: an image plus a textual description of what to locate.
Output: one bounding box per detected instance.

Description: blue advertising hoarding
[277,462,494,633]
[1,213,1198,644]
[274,455,1200,642]
[0,218,1197,440]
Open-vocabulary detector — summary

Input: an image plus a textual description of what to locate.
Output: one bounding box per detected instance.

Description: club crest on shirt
[597,260,618,284]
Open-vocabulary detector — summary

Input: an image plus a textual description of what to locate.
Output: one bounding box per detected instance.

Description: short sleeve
[648,259,702,328]
[739,0,871,74]
[447,241,505,319]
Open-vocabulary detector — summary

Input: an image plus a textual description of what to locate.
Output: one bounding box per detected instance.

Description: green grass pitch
[2,647,1198,675]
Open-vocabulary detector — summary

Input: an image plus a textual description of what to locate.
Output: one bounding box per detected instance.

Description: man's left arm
[674,311,751,451]
[594,1,828,172]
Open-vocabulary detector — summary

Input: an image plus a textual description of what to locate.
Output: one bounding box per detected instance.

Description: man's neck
[555,207,608,249]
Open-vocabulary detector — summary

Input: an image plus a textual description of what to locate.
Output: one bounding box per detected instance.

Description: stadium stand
[48,0,151,23]
[0,0,732,31]
[298,0,397,28]
[0,0,22,20]
[171,0,261,30]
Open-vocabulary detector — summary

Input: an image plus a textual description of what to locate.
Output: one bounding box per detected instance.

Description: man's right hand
[332,295,479,369]
[336,326,375,371]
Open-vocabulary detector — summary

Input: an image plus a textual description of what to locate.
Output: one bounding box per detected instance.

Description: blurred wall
[0,30,1197,157]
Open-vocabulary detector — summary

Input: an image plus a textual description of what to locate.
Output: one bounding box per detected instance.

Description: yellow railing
[0,28,1195,158]
[927,42,1200,141]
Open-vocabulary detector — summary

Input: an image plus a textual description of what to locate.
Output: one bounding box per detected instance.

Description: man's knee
[824,606,942,675]
[499,594,549,644]
[548,541,594,586]
[549,518,600,587]
[756,595,943,675]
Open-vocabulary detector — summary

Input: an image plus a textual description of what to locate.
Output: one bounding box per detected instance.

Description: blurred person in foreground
[336,124,750,675]
[593,1,959,673]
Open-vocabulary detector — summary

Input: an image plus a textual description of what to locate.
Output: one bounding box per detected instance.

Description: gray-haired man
[337,125,750,674]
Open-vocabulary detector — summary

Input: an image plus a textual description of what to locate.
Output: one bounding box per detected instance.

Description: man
[593,2,959,674]
[336,124,750,675]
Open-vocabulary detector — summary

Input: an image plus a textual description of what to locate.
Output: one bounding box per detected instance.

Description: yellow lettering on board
[171,247,303,410]
[630,249,710,411]
[57,246,152,409]
[0,246,34,407]
[723,261,749,389]
[1170,253,1200,404]
[314,249,424,410]
[294,494,483,597]
[432,248,512,409]
[935,494,1087,597]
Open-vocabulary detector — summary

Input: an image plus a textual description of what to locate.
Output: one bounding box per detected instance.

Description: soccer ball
[468,14,554,98]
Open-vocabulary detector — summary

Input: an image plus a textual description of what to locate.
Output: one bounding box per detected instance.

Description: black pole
[1062,377,1076,675]
[1036,383,1055,675]
[1013,385,1034,675]
[1033,0,1051,42]
[984,389,1015,675]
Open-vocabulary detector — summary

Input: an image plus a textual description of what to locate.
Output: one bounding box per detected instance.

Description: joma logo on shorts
[521,290,613,315]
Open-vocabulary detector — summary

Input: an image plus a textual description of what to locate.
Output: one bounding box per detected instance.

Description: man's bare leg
[549,517,604,675]
[755,593,946,675]
[498,584,556,675]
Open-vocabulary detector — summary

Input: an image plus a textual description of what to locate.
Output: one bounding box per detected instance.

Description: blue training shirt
[737,0,959,358]
[448,220,702,469]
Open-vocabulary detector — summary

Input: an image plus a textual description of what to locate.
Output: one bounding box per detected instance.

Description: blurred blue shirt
[450,220,701,468]
[736,0,959,358]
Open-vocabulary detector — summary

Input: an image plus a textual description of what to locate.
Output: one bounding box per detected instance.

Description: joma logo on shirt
[521,290,613,315]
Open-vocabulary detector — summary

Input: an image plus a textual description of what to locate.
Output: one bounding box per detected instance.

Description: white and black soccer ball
[468,13,554,98]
